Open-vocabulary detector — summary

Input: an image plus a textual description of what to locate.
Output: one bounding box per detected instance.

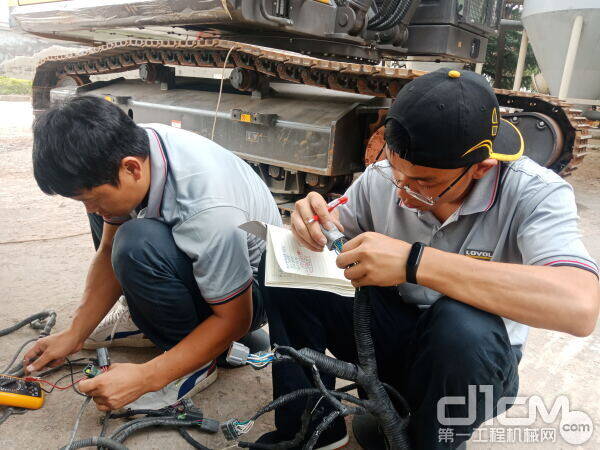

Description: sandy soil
[1,101,599,449]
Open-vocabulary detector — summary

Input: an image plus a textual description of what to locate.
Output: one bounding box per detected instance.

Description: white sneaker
[82,296,154,349]
[125,360,218,411]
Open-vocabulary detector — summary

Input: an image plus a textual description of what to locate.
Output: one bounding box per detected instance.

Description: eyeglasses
[372,162,473,206]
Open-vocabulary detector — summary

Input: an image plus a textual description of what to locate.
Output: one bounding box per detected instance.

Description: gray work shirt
[106,123,282,305]
[338,157,598,346]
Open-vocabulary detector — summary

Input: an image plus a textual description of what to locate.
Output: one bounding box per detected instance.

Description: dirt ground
[0,101,599,449]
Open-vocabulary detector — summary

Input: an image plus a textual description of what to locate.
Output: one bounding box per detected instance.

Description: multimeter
[0,374,45,410]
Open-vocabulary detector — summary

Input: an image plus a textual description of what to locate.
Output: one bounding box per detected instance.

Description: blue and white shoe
[124,360,218,411]
[83,296,154,349]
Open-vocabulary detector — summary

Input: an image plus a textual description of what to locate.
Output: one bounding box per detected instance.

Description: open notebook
[265,224,355,297]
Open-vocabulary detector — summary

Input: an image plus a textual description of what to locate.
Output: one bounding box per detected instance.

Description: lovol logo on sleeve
[465,249,493,260]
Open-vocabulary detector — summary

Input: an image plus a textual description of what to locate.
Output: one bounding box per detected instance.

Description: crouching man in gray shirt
[257,69,599,449]
[24,96,282,411]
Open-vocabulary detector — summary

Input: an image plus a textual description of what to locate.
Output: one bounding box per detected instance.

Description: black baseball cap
[384,68,524,169]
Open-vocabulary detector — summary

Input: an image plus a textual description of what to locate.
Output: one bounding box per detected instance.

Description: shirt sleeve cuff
[532,256,599,278]
[103,216,131,225]
[204,278,253,305]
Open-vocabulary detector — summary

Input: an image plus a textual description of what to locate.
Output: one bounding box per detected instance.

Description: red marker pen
[306,196,348,224]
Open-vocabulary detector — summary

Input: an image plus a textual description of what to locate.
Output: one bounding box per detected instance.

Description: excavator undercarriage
[31,38,592,202]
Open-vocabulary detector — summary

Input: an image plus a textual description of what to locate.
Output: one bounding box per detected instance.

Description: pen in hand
[306,196,348,224]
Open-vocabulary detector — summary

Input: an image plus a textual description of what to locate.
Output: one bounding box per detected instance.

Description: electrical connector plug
[96,347,110,368]
[246,351,275,370]
[83,363,102,379]
[221,418,254,440]
[221,418,241,440]
[197,417,220,434]
[226,342,250,367]
[321,225,347,254]
[172,398,205,421]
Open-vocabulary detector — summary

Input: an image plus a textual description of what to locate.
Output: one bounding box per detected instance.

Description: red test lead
[24,376,88,390]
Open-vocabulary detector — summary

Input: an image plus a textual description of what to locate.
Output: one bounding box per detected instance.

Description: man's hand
[22,329,83,374]
[291,192,344,252]
[78,363,152,411]
[336,232,411,287]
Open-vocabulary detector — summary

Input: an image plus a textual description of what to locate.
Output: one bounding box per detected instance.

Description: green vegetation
[0,76,32,95]
[482,2,541,90]
[483,30,540,90]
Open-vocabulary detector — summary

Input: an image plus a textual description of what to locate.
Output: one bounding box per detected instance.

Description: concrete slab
[1,101,598,449]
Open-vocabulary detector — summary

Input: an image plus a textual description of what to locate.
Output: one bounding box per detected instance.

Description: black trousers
[261,281,522,449]
[88,214,266,351]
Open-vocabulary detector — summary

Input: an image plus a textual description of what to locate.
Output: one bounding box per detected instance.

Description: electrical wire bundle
[222,287,412,450]
[63,398,220,450]
[0,310,57,379]
[26,358,89,396]
[367,0,418,32]
[63,362,111,449]
[0,311,107,436]
[2,288,413,450]
[1,313,222,449]
[0,311,93,436]
[221,418,255,440]
[246,351,275,369]
[0,310,90,398]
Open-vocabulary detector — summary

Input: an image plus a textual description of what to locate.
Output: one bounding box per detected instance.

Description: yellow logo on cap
[461,119,525,162]
[491,108,499,136]
[448,70,461,78]
[462,140,493,158]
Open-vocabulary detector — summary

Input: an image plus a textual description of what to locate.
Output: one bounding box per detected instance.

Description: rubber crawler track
[32,39,592,175]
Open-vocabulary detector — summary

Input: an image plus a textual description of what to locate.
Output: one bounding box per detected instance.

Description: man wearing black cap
[257,68,599,449]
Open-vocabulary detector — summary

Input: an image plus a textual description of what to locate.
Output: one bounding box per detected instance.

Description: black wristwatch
[406,242,426,284]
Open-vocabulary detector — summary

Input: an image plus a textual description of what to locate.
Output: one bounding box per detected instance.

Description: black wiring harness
[0,311,88,390]
[0,311,90,428]
[2,287,412,449]
[63,398,220,450]
[0,312,220,450]
[367,0,417,32]
[225,287,412,450]
[0,310,57,379]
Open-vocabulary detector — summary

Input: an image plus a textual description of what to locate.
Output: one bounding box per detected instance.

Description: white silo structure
[522,0,600,119]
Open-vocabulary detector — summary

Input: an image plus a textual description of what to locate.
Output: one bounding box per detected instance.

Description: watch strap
[406,242,426,284]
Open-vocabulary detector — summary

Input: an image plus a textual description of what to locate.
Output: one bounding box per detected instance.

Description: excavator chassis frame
[32,39,592,181]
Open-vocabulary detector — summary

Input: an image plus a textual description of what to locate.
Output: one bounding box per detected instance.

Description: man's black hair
[32,96,149,197]
[384,118,412,160]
